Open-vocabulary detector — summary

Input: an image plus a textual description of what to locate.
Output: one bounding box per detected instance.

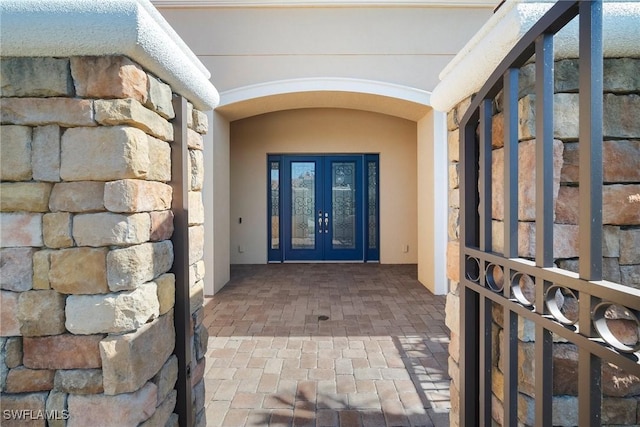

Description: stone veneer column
[0,56,208,427]
[444,58,640,426]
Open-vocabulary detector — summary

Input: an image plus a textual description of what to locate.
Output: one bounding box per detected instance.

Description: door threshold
[282,260,365,264]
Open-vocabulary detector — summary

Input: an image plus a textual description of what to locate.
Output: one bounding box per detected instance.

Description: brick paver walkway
[202,264,450,427]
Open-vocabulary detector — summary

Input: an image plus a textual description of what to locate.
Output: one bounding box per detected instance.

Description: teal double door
[268,154,379,262]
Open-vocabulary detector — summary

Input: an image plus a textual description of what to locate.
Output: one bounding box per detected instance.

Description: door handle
[324,216,329,233]
[318,217,323,232]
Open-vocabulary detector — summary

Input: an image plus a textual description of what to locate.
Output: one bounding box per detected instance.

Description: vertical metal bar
[534,326,553,426]
[578,0,603,281]
[503,68,519,258]
[460,287,480,427]
[535,33,555,268]
[479,99,493,252]
[579,294,602,426]
[534,277,552,427]
[462,121,480,249]
[502,308,518,427]
[478,295,493,426]
[578,2,603,421]
[171,95,193,427]
[459,119,480,426]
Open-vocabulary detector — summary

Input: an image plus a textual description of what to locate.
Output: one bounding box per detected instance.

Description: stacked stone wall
[0,56,208,426]
[445,57,640,426]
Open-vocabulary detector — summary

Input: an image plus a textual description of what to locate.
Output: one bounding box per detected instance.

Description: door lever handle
[318,217,323,232]
[324,217,329,233]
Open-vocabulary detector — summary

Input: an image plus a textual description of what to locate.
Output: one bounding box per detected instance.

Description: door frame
[267,153,379,263]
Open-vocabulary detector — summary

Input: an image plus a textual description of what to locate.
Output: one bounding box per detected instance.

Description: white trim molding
[152,0,497,8]
[217,77,433,121]
[0,0,219,110]
[432,0,640,112]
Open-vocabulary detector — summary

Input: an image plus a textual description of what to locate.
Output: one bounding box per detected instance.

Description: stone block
[100,313,175,395]
[448,163,459,190]
[152,355,178,405]
[191,260,206,287]
[49,181,105,213]
[104,180,172,213]
[448,130,459,163]
[4,337,23,368]
[604,184,640,225]
[491,139,563,221]
[0,213,42,247]
[147,135,172,182]
[54,368,104,394]
[70,56,148,104]
[32,125,61,182]
[0,182,52,212]
[107,241,173,291]
[187,103,194,129]
[557,258,622,284]
[140,389,177,427]
[491,220,579,259]
[146,75,175,120]
[156,273,175,315]
[23,334,103,369]
[0,392,47,427]
[0,98,95,127]
[190,280,204,316]
[1,291,21,336]
[60,126,149,181]
[73,212,150,247]
[189,149,204,191]
[66,283,159,335]
[94,98,173,142]
[67,382,157,427]
[0,125,32,181]
[43,213,73,249]
[555,185,578,224]
[27,245,53,282]
[603,140,640,183]
[603,225,620,258]
[621,265,640,288]
[604,94,640,138]
[18,290,66,336]
[150,210,174,241]
[192,109,208,134]
[0,248,34,291]
[604,58,640,93]
[194,323,209,360]
[49,247,108,295]
[554,59,579,93]
[445,292,459,335]
[189,191,204,225]
[187,128,203,150]
[449,188,459,209]
[446,240,460,283]
[448,208,459,241]
[189,225,204,266]
[1,57,73,97]
[5,366,54,393]
[45,390,68,427]
[620,229,640,265]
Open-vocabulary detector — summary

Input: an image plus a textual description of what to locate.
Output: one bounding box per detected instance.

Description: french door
[268,154,379,262]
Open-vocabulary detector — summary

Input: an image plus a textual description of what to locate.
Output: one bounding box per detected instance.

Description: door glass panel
[332,162,356,250]
[368,161,377,249]
[270,161,280,250]
[291,162,315,249]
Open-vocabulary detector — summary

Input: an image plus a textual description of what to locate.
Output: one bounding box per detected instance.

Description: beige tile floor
[202,264,450,427]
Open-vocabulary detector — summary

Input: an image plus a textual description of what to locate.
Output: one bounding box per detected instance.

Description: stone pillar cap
[0,0,219,111]
[431,1,640,112]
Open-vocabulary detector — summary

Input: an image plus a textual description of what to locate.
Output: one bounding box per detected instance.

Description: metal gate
[458,1,640,425]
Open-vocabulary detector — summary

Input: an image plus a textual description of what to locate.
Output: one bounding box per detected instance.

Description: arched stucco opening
[203,78,448,296]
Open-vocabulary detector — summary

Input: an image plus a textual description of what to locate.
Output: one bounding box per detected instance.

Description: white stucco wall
[156,4,493,93]
[230,108,418,265]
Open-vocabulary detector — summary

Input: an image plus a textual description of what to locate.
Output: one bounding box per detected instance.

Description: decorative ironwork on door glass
[270,161,280,250]
[367,161,377,249]
[332,162,356,250]
[291,162,315,249]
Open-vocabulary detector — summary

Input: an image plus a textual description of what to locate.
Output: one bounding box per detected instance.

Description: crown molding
[151,0,497,9]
